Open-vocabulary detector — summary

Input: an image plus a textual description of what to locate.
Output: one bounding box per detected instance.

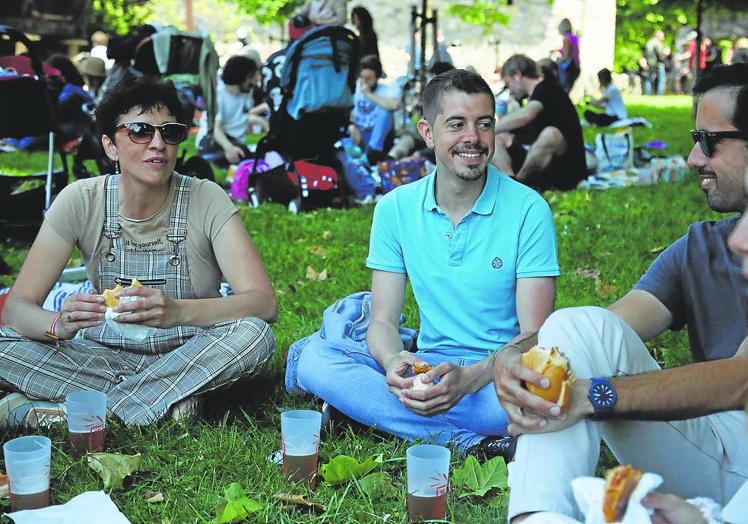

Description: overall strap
[102,175,121,239]
[166,174,192,243]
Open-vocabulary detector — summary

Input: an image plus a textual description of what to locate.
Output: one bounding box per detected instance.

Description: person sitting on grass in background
[291,69,559,462]
[196,55,268,165]
[583,68,627,127]
[492,63,748,523]
[388,61,455,162]
[349,54,402,165]
[491,54,587,192]
[0,75,277,428]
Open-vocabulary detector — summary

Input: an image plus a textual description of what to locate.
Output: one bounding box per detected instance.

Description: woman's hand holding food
[56,293,106,340]
[113,286,182,329]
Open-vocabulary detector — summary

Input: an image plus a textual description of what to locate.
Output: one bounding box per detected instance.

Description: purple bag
[231,158,270,202]
[377,158,428,194]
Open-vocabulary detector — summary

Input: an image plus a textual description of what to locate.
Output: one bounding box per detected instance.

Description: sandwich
[411,362,433,391]
[602,465,642,523]
[521,346,576,411]
[101,279,142,308]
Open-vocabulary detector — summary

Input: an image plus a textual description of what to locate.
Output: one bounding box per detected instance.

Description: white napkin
[722,479,748,524]
[7,490,130,523]
[104,296,157,342]
[571,472,663,524]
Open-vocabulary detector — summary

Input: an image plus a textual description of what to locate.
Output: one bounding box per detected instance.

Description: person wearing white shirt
[584,68,627,127]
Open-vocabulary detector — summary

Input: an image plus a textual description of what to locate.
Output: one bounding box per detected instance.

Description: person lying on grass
[292,68,559,461]
[0,75,277,428]
[492,63,748,522]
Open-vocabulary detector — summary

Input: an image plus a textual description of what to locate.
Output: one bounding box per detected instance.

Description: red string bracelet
[44,312,62,349]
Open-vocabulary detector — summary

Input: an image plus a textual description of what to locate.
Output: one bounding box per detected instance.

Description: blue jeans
[293,338,509,452]
[357,106,393,153]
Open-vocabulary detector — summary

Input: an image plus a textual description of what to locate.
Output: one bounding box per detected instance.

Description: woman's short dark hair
[597,68,612,86]
[47,54,84,87]
[422,68,494,125]
[221,55,258,86]
[95,74,185,140]
[359,54,382,78]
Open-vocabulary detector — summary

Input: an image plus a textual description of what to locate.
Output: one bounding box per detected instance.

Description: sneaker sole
[0,392,31,428]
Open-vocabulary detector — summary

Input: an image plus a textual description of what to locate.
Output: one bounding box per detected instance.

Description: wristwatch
[588,377,617,418]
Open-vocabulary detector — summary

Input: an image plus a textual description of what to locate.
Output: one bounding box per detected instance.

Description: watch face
[590,383,616,411]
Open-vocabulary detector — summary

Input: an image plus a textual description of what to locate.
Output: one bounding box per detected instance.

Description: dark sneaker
[466,435,517,463]
[321,401,386,438]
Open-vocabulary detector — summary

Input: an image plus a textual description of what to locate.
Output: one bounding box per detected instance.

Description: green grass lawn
[0,95,723,523]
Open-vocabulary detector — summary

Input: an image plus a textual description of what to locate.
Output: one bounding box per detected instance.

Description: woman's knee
[223,316,277,362]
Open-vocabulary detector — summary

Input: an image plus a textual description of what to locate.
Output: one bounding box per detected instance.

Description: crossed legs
[492,126,567,189]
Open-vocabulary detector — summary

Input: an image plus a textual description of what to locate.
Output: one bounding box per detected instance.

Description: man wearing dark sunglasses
[495,63,748,522]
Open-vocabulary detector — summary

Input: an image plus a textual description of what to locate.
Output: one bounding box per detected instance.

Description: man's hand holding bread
[493,342,592,435]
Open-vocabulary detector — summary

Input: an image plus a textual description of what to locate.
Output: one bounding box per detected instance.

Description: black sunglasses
[115,122,188,145]
[690,129,747,157]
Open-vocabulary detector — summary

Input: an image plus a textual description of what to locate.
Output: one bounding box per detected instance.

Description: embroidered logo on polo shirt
[492,257,503,269]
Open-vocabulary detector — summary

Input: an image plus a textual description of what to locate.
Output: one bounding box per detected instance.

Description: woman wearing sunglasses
[0,75,277,427]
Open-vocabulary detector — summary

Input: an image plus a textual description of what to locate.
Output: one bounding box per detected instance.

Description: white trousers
[507,307,747,521]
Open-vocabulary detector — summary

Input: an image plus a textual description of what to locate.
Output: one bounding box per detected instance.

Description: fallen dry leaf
[575,268,600,280]
[274,493,326,513]
[305,266,328,281]
[309,246,327,257]
[596,281,618,299]
[143,490,164,503]
[0,472,8,499]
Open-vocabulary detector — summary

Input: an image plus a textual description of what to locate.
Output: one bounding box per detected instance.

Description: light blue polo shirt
[366,165,560,358]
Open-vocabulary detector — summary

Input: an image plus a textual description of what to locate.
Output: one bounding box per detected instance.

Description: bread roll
[521,346,576,411]
[101,279,143,307]
[602,465,642,523]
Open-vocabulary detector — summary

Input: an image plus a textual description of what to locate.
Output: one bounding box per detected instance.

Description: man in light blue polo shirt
[296,69,559,458]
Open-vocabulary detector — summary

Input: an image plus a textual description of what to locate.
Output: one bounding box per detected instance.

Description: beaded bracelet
[43,312,62,349]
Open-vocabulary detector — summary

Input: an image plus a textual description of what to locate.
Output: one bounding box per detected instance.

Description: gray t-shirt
[635,215,746,361]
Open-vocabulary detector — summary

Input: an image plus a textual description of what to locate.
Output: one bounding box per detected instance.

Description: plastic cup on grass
[66,390,107,458]
[3,435,52,511]
[406,444,451,522]
[280,409,322,486]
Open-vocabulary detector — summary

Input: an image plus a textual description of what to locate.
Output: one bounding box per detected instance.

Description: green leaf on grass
[319,453,382,485]
[86,452,142,490]
[214,482,263,523]
[356,471,397,499]
[451,455,507,498]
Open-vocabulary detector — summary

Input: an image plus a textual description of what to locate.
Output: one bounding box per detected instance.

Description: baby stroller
[132,27,219,179]
[250,25,360,213]
[0,24,69,233]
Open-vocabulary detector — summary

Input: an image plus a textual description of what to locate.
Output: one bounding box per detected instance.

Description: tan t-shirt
[46,175,237,298]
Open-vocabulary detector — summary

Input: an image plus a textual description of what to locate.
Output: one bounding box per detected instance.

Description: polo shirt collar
[424,165,502,216]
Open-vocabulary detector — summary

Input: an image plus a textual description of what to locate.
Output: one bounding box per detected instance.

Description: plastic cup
[65,390,107,458]
[406,444,451,522]
[281,409,322,485]
[3,435,52,511]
